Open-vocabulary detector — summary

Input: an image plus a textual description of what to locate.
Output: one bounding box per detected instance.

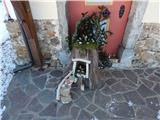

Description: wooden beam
[11,1,43,67]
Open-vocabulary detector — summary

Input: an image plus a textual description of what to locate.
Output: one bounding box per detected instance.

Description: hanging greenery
[66,6,113,68]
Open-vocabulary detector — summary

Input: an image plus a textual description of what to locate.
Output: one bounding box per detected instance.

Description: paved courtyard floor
[1,67,160,120]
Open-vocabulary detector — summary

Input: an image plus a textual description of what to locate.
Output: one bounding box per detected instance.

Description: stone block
[137,84,156,98]
[32,75,47,89]
[37,89,55,103]
[109,102,135,118]
[39,101,57,117]
[123,91,145,105]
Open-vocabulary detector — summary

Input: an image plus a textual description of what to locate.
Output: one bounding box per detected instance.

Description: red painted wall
[67,0,132,57]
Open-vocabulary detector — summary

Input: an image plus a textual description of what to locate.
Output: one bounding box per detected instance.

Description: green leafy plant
[66,6,113,68]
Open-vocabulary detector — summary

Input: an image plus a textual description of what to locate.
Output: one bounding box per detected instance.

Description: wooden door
[67,0,132,58]
[11,1,43,66]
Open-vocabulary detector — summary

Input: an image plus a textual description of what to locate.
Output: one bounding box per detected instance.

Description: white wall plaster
[2,0,17,19]
[29,1,58,20]
[0,3,16,119]
[143,0,160,23]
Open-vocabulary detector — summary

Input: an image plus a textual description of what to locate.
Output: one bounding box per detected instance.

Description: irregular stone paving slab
[105,78,118,86]
[50,69,63,78]
[20,110,28,114]
[104,70,112,78]
[147,74,160,82]
[70,106,80,119]
[15,69,31,86]
[46,81,58,89]
[31,69,50,77]
[25,84,39,96]
[37,89,55,103]
[140,78,154,88]
[101,85,115,95]
[94,90,111,110]
[139,74,145,78]
[93,109,110,119]
[56,116,73,120]
[133,69,144,75]
[111,70,125,78]
[75,96,89,109]
[33,118,46,120]
[153,83,160,95]
[123,91,145,105]
[32,75,47,89]
[111,94,126,103]
[123,70,138,84]
[87,104,97,112]
[17,114,34,120]
[144,72,148,77]
[155,72,160,77]
[28,98,43,112]
[111,82,127,92]
[136,106,157,119]
[137,84,156,98]
[48,78,59,83]
[121,79,137,88]
[57,103,72,117]
[108,102,135,118]
[156,68,160,73]
[146,97,160,111]
[145,68,155,74]
[8,87,30,114]
[3,67,160,120]
[39,101,57,117]
[77,110,93,120]
[123,85,137,92]
[83,91,95,102]
[110,117,134,120]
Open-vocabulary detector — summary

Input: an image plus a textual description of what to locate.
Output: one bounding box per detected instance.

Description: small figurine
[60,84,72,104]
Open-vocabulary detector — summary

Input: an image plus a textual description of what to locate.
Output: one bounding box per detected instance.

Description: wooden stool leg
[79,77,84,91]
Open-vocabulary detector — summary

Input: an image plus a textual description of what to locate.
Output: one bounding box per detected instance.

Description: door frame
[11,1,43,67]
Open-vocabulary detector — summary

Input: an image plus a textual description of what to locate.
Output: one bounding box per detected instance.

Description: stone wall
[133,23,160,67]
[34,20,61,66]
[5,21,30,66]
[5,21,160,68]
[5,20,61,67]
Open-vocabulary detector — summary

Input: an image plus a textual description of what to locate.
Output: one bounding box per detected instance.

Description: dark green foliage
[98,50,112,69]
[66,6,113,68]
[72,12,100,50]
[66,6,112,51]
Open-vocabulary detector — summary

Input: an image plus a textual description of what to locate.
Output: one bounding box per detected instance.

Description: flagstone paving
[1,67,160,120]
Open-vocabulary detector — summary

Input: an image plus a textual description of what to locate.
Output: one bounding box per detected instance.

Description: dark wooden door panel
[11,1,42,67]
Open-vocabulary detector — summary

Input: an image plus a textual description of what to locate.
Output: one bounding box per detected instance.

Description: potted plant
[66,6,113,88]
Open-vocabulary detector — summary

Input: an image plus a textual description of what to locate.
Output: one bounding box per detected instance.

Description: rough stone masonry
[5,21,160,68]
[133,23,160,68]
[5,20,61,67]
